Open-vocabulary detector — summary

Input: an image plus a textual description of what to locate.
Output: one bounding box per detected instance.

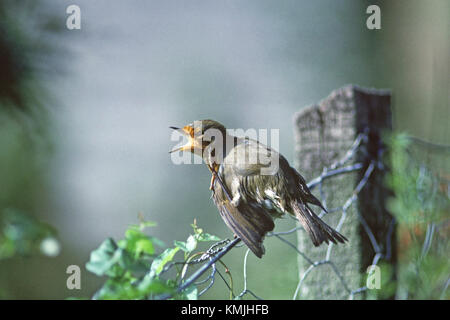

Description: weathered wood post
[293,85,396,299]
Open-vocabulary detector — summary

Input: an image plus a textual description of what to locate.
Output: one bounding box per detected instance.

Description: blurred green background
[0,0,448,299]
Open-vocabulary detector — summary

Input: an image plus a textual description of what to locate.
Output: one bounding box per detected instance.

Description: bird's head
[170,119,227,154]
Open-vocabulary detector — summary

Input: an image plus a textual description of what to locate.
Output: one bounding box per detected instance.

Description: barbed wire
[156,132,449,300]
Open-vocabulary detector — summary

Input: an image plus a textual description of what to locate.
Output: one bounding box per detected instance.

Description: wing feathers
[214,195,274,258]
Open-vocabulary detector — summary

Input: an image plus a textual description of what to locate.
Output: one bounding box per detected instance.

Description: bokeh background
[0,0,448,299]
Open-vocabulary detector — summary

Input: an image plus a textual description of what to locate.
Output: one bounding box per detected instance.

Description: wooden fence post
[293,85,396,299]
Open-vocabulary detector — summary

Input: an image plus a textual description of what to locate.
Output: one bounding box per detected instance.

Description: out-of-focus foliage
[387,134,447,225]
[365,262,396,300]
[382,133,450,299]
[0,209,59,260]
[0,0,62,298]
[0,0,61,118]
[0,120,59,264]
[84,219,221,300]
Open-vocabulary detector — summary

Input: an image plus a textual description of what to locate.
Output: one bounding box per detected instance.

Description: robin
[170,120,347,258]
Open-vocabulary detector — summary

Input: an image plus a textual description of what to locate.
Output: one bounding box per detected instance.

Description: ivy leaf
[190,220,220,242]
[86,238,122,277]
[93,277,139,300]
[138,277,176,297]
[174,240,188,252]
[135,238,154,256]
[183,285,198,300]
[186,235,197,251]
[123,228,155,257]
[175,235,198,253]
[196,232,221,242]
[149,247,180,277]
[191,220,203,235]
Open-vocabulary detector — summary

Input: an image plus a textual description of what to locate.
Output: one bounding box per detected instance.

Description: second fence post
[293,85,396,299]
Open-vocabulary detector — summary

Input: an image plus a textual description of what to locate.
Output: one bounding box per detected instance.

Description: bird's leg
[209,175,216,191]
[208,164,234,203]
[207,164,217,192]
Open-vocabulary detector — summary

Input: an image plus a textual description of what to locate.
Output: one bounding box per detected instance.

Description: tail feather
[291,199,348,246]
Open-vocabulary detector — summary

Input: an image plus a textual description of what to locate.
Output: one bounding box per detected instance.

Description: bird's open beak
[169,125,195,153]
[169,126,184,134]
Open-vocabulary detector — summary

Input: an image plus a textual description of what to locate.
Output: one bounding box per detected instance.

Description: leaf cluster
[85,219,220,300]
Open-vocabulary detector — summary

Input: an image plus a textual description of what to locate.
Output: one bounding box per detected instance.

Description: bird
[170,119,347,258]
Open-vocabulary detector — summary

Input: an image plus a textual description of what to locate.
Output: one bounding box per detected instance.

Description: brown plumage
[170,120,347,258]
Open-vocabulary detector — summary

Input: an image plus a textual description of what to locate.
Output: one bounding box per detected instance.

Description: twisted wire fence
[157,132,449,300]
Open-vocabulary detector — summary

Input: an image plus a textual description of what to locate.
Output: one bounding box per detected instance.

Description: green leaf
[183,285,198,300]
[93,278,139,300]
[186,235,197,251]
[0,208,58,259]
[122,228,155,257]
[191,221,203,235]
[190,220,220,242]
[175,235,199,253]
[196,232,221,242]
[174,240,188,252]
[138,277,176,297]
[124,228,141,239]
[86,238,122,277]
[149,247,180,277]
[135,238,154,256]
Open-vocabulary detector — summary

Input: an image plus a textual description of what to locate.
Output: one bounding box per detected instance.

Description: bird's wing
[226,139,327,211]
[292,168,328,212]
[212,173,274,258]
[224,153,346,247]
[225,138,278,176]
